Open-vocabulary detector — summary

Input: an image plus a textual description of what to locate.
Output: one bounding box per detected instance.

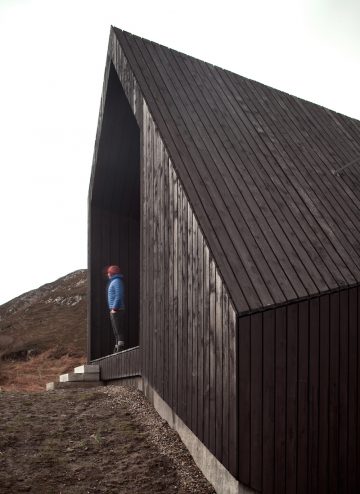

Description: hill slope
[0,270,87,391]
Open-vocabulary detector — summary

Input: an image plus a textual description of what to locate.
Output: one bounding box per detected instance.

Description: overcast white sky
[0,0,359,304]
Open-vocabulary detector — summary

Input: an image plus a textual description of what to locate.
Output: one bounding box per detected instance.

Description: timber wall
[89,208,139,357]
[89,29,360,493]
[238,286,360,494]
[89,61,140,360]
[89,32,239,478]
[141,102,238,477]
[94,346,141,381]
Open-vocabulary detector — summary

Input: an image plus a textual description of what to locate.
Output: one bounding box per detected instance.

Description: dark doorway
[89,62,140,359]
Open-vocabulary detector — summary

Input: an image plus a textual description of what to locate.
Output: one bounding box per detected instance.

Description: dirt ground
[0,385,215,494]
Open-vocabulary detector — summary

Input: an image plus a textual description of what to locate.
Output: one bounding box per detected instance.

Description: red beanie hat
[107,265,121,276]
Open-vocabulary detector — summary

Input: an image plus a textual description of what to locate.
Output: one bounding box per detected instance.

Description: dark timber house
[88,27,360,494]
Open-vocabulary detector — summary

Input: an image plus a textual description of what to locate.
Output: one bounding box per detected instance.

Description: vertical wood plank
[215,270,223,461]
[318,294,330,494]
[148,110,155,384]
[143,104,149,379]
[172,168,179,411]
[308,297,320,494]
[209,256,217,455]
[153,126,159,391]
[262,309,275,494]
[228,304,238,478]
[158,131,163,393]
[222,289,230,471]
[347,287,357,492]
[197,228,205,442]
[297,300,309,494]
[103,209,112,355]
[250,312,263,491]
[181,192,188,421]
[159,137,165,397]
[152,118,158,386]
[157,135,164,397]
[134,79,141,124]
[145,135,152,378]
[163,146,169,403]
[191,213,198,434]
[203,244,210,449]
[238,314,250,484]
[274,306,286,494]
[286,302,298,494]
[168,158,174,407]
[90,206,102,360]
[177,181,184,419]
[328,291,340,494]
[338,290,349,494]
[187,202,193,425]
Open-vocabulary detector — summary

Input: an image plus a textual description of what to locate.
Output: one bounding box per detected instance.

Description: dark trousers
[110,311,125,346]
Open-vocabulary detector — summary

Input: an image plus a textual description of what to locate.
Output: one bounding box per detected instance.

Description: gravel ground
[0,385,215,493]
[104,385,216,493]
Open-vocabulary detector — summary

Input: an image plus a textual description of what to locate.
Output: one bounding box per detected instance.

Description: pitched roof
[114,27,360,314]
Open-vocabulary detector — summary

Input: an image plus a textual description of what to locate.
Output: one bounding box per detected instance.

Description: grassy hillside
[0,270,87,391]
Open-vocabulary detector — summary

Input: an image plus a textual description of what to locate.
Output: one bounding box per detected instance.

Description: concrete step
[46,381,104,391]
[74,364,100,374]
[60,372,100,383]
[45,362,102,391]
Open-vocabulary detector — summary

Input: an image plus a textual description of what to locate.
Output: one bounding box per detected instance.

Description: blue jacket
[107,274,125,310]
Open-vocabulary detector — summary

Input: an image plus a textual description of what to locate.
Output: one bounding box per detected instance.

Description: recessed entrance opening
[89,62,140,359]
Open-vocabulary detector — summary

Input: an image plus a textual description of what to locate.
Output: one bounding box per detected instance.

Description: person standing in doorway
[107,265,125,353]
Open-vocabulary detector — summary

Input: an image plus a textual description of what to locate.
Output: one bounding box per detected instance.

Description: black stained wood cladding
[203,244,210,450]
[308,297,320,494]
[96,41,239,474]
[196,227,205,443]
[89,28,360,494]
[114,28,360,316]
[329,292,340,494]
[286,302,298,494]
[238,288,360,493]
[319,294,330,494]
[250,313,263,491]
[238,315,250,484]
[228,296,238,478]
[95,346,141,381]
[140,102,238,475]
[262,310,275,494]
[274,307,286,494]
[88,60,140,360]
[348,288,358,492]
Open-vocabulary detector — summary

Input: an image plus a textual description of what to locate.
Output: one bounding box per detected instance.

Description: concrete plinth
[141,377,255,494]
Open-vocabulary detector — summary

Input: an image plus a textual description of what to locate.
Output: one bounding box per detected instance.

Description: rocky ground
[0,385,215,494]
